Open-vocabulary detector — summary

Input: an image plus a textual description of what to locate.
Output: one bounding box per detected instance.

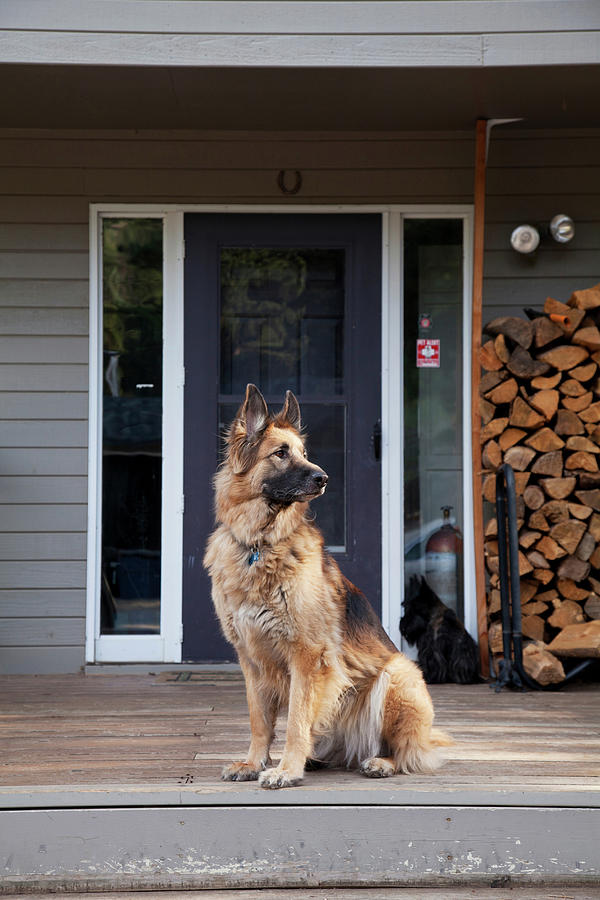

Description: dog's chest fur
[207,525,332,663]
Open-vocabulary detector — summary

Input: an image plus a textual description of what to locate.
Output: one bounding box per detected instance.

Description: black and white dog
[400,575,480,684]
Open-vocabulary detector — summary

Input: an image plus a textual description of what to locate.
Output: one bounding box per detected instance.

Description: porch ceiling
[2,63,600,130]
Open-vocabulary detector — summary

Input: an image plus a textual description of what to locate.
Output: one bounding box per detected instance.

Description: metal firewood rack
[493,463,594,692]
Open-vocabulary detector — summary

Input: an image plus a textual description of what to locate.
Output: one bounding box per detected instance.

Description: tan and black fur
[204,384,452,789]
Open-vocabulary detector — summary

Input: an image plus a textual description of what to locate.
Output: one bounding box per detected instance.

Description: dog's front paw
[258,766,303,789]
[221,760,264,782]
[360,757,395,778]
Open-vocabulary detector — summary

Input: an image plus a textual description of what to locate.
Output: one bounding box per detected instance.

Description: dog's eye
[273,448,288,459]
[303,450,308,459]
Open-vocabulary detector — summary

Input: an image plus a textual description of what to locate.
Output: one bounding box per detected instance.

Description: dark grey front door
[183,214,382,661]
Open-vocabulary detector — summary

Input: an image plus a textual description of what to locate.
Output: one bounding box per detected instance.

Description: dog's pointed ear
[280,390,301,431]
[241,383,269,439]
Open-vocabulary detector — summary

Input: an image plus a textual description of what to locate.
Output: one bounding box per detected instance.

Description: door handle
[372,419,382,461]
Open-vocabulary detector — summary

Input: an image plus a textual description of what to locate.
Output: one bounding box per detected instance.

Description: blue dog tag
[248,547,261,566]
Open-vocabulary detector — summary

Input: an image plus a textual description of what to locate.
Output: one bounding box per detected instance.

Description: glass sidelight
[100,218,163,635]
[218,247,347,550]
[403,219,465,620]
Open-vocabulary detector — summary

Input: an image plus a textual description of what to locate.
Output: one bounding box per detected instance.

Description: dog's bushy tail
[430,726,454,747]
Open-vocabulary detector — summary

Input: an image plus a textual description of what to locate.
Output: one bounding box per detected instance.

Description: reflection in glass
[220,248,344,396]
[403,220,464,619]
[101,218,163,634]
[219,247,347,550]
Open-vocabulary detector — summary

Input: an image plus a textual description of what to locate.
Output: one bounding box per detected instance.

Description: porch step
[1,800,599,892]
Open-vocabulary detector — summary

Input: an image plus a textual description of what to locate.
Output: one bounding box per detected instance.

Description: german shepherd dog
[204,385,452,789]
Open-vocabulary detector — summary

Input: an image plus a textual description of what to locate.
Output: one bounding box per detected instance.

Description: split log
[533,315,563,348]
[510,396,545,429]
[481,340,503,371]
[504,445,536,471]
[550,520,586,554]
[527,550,550,570]
[536,589,559,605]
[578,472,600,489]
[557,578,589,602]
[519,529,541,549]
[557,555,590,582]
[521,614,546,642]
[568,283,600,310]
[525,428,565,451]
[480,371,505,394]
[568,501,593,520]
[522,642,565,685]
[576,531,596,561]
[547,599,586,630]
[494,333,511,363]
[585,594,600,619]
[547,620,600,658]
[531,372,562,390]
[538,344,589,371]
[523,484,545,510]
[544,297,586,334]
[486,377,518,405]
[488,621,503,655]
[507,346,550,379]
[482,439,502,470]
[499,427,527,451]
[559,378,586,397]
[590,546,600,568]
[566,436,600,454]
[588,512,600,540]
[572,325,600,352]
[540,499,569,522]
[488,589,501,615]
[481,417,509,442]
[555,409,585,435]
[531,450,563,477]
[485,518,498,537]
[533,568,554,584]
[579,400,600,424]
[535,535,566,560]
[522,600,549,616]
[480,397,496,425]
[571,361,597,382]
[575,489,600,511]
[563,392,593,411]
[528,509,550,532]
[520,581,539,605]
[530,389,559,421]
[565,451,599,473]
[540,477,577,500]
[484,316,533,349]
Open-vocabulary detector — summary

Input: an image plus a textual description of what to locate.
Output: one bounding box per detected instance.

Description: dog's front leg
[259,651,318,789]
[222,651,277,782]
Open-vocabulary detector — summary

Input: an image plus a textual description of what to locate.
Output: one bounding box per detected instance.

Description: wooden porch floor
[1,670,599,805]
[2,671,600,891]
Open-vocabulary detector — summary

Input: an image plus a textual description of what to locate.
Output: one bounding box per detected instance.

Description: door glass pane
[403,220,464,619]
[101,218,163,635]
[219,247,346,549]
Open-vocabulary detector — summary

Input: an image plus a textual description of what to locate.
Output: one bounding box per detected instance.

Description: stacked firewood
[481,282,600,684]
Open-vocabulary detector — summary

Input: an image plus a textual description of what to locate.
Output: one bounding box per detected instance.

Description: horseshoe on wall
[277,169,302,195]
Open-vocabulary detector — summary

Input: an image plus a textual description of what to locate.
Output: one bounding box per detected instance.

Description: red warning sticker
[416,338,440,368]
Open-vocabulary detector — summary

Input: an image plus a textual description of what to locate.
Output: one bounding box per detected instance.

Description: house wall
[1,126,599,674]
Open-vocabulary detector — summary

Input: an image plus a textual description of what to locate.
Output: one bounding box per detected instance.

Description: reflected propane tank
[425,506,463,617]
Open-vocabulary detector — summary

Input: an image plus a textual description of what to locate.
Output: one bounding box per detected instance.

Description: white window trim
[87,203,474,663]
[87,209,184,662]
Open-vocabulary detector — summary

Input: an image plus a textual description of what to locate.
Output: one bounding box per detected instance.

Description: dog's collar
[248,545,261,566]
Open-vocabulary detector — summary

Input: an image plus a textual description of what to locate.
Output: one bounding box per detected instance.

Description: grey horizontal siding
[0,588,85,617]
[0,533,86,560]
[0,646,84,674]
[0,505,87,532]
[1,124,599,674]
[0,617,85,646]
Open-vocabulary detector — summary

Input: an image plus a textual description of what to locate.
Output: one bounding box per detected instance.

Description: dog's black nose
[313,471,328,488]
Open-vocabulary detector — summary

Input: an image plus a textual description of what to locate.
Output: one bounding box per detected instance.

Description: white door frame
[87,203,474,663]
